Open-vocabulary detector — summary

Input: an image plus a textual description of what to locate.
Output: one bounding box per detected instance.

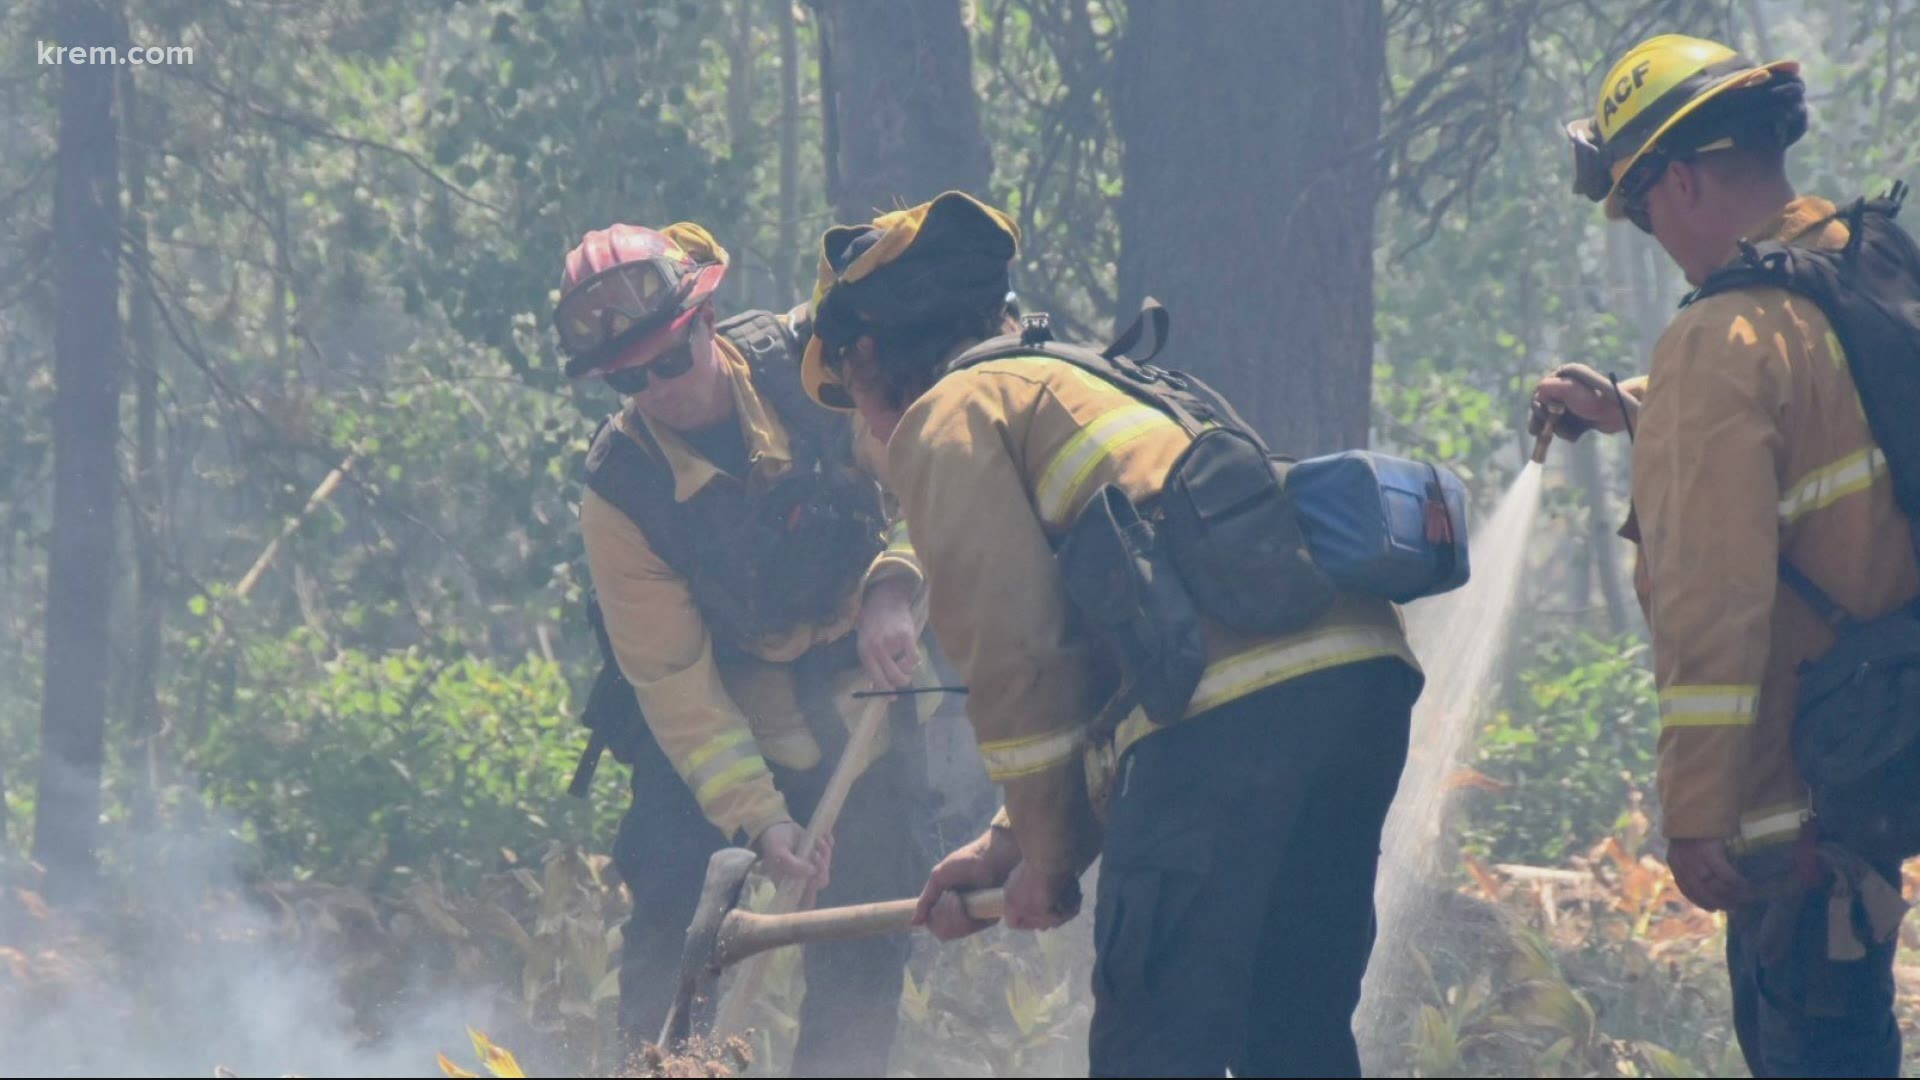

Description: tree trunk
[1573,435,1632,634]
[122,64,163,829]
[814,3,995,841]
[35,0,125,898]
[1573,220,1636,635]
[726,0,758,163]
[774,0,800,304]
[1115,0,1384,452]
[813,0,991,223]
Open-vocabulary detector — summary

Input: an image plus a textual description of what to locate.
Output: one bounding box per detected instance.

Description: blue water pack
[1284,451,1471,603]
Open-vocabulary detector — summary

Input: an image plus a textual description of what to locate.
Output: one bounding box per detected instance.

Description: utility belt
[949,302,1465,742]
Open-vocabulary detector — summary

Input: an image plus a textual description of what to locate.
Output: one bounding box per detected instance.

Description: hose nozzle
[1531,402,1566,465]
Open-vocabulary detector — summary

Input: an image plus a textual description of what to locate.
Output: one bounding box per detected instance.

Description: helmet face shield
[1565,117,1614,202]
[553,256,691,361]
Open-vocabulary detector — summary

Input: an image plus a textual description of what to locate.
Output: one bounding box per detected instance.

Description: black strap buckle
[1020,312,1054,347]
[744,331,780,360]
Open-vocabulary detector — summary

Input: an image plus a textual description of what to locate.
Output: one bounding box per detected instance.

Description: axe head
[660,846,757,1047]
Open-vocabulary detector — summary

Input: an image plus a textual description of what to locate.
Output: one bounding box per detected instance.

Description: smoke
[0,814,502,1078]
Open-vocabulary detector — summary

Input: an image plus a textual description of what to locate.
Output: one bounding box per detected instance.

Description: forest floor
[2,839,1916,1077]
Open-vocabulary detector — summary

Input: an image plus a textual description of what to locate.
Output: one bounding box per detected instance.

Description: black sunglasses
[1617,151,1667,235]
[1615,135,1735,235]
[604,339,697,395]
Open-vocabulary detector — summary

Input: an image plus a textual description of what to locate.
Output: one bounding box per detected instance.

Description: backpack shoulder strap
[715,308,799,378]
[582,412,692,572]
[1684,192,1902,308]
[1685,238,1802,307]
[719,307,854,467]
[945,301,1217,437]
[1687,187,1920,617]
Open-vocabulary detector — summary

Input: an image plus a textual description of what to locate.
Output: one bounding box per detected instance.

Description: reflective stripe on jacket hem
[1658,684,1760,729]
[1184,625,1413,719]
[980,726,1085,781]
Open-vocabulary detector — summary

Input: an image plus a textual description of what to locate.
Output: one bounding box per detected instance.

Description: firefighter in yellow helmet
[804,192,1422,1076]
[1533,35,1919,1075]
[555,220,937,1073]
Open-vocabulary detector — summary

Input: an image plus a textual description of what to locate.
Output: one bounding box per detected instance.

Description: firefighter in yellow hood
[1534,35,1919,1075]
[556,220,932,1073]
[802,192,1422,1076]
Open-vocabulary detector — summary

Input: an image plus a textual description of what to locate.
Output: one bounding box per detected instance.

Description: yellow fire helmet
[802,191,1020,411]
[1566,34,1802,219]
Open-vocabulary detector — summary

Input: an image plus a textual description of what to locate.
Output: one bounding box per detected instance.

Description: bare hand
[755,821,832,897]
[857,577,921,691]
[1002,860,1082,932]
[1529,363,1637,441]
[1665,837,1753,911]
[913,827,1020,941]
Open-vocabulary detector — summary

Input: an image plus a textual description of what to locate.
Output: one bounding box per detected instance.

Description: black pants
[1087,657,1420,1078]
[612,698,927,1076]
[1725,856,1905,1077]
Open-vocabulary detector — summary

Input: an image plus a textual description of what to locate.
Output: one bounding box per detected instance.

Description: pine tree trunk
[1115,0,1384,452]
[813,1,995,840]
[774,0,800,304]
[1573,435,1632,634]
[35,0,125,898]
[726,0,758,163]
[1584,222,1653,634]
[122,64,163,829]
[814,0,991,223]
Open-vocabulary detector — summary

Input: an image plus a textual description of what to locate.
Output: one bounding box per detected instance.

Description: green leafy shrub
[1462,629,1658,866]
[192,630,619,887]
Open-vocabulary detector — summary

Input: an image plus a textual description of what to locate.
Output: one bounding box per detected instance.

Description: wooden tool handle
[795,695,890,861]
[717,888,1005,967]
[708,693,894,1036]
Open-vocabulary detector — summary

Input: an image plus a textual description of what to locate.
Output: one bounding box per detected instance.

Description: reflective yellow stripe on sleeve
[1658,684,1760,729]
[1779,447,1887,525]
[978,725,1085,781]
[1035,404,1180,527]
[679,728,771,808]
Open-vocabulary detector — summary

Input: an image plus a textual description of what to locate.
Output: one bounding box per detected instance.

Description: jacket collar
[1742,195,1840,247]
[623,334,796,502]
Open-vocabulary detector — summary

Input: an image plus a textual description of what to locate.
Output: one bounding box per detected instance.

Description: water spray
[1357,459,1548,1065]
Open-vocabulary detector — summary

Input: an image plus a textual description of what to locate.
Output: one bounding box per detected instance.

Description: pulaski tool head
[660,846,758,1048]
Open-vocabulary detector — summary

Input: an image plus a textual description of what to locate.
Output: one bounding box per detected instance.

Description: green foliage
[1463,629,1657,866]
[1372,357,1514,485]
[973,0,1125,339]
[416,0,747,387]
[191,630,620,886]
